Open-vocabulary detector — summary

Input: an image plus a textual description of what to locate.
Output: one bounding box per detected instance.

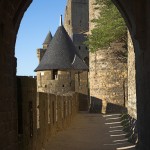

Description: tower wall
[64,0,89,111]
[17,76,78,150]
[64,0,89,64]
[37,48,46,62]
[89,0,128,113]
[64,0,89,61]
[71,0,89,34]
[37,70,75,95]
[64,0,89,36]
[64,0,72,37]
[128,32,137,119]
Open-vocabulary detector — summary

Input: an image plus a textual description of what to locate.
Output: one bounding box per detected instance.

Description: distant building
[64,0,89,64]
[64,0,90,110]
[35,16,88,95]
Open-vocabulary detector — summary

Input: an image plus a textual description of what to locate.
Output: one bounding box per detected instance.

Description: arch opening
[1,0,149,150]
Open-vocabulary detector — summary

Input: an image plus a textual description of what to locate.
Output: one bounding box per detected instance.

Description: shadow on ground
[89,96,127,114]
[45,112,135,150]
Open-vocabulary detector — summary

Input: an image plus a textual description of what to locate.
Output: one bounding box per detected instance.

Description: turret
[43,31,53,49]
[35,16,88,94]
[37,31,53,63]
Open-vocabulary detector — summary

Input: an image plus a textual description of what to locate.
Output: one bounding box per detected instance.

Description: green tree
[87,0,126,53]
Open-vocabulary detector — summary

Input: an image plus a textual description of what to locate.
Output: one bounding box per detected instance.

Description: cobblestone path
[45,112,135,150]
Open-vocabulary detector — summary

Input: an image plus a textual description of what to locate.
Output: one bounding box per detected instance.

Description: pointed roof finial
[43,31,53,45]
[59,15,63,26]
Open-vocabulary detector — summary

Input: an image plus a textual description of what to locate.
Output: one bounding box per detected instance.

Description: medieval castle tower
[88,0,128,113]
[89,0,136,117]
[64,0,89,110]
[64,0,128,113]
[35,17,88,95]
[64,0,89,64]
[35,0,90,111]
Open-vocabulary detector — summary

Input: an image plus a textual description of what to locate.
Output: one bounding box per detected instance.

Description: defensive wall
[17,76,78,150]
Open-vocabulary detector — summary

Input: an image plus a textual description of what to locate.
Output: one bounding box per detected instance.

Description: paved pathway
[45,112,135,150]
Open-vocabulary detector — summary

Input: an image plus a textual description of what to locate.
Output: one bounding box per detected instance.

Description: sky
[15,0,67,76]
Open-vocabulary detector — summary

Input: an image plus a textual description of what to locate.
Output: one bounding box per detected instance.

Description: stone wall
[64,0,89,36]
[0,1,32,149]
[90,0,137,118]
[74,71,89,112]
[89,0,100,32]
[64,0,72,36]
[37,70,75,95]
[64,0,90,111]
[75,71,88,95]
[64,0,89,62]
[89,0,127,113]
[75,71,89,110]
[17,76,78,150]
[17,76,37,150]
[128,32,137,119]
[89,44,127,113]
[35,92,78,150]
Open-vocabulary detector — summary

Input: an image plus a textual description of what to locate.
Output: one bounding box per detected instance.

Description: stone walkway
[45,112,136,150]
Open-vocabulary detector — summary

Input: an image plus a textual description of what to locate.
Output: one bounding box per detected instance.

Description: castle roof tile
[43,31,53,45]
[35,25,88,71]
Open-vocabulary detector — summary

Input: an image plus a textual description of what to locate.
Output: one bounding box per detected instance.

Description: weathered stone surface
[64,0,89,111]
[89,46,127,112]
[0,1,31,150]
[17,76,78,150]
[37,70,75,95]
[64,0,89,36]
[89,0,127,113]
[128,32,137,119]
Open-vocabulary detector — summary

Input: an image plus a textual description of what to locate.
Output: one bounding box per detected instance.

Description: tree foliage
[87,0,126,52]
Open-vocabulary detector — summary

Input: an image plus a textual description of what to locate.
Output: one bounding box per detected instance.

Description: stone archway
[0,0,150,150]
[90,0,150,149]
[0,1,32,149]
[112,1,150,149]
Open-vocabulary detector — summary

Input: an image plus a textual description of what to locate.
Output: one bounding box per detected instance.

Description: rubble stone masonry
[64,0,89,111]
[128,32,137,119]
[89,0,127,113]
[17,76,78,150]
[89,45,127,112]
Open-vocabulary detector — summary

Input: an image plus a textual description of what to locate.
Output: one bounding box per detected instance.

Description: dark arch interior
[0,0,150,150]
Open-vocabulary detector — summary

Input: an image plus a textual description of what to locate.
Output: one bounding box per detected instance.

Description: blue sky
[15,0,67,76]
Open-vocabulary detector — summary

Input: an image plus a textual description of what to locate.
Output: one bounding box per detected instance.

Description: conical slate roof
[43,31,53,45]
[35,25,88,71]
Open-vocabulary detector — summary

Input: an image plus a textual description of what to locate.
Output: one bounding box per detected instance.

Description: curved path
[45,112,135,150]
